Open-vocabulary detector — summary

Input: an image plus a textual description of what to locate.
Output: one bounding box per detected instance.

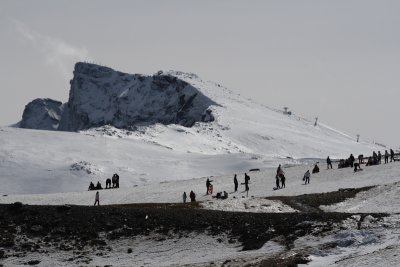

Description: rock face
[20,63,217,131]
[20,99,64,130]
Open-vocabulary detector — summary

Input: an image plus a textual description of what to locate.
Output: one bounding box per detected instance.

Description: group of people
[182,173,251,203]
[182,191,196,203]
[365,149,396,166]
[277,149,398,189]
[329,149,397,170]
[89,173,120,191]
[94,149,398,206]
[91,173,120,206]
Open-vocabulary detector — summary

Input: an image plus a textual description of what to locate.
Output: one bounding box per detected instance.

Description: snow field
[2,158,400,215]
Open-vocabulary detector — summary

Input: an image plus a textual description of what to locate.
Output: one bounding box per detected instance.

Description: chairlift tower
[283,107,292,115]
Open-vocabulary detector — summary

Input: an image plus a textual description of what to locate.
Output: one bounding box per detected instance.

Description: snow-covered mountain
[3,62,400,267]
[3,62,383,194]
[21,63,217,131]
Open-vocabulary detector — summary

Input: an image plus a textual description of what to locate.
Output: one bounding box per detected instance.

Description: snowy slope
[0,118,383,196]
[2,156,400,207]
[2,64,386,194]
[3,153,400,266]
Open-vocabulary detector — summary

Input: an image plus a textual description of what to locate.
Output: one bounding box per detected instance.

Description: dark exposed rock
[0,188,389,265]
[20,98,63,130]
[27,260,41,265]
[20,62,218,132]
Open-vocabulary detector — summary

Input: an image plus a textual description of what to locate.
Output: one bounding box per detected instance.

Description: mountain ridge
[21,62,218,132]
[2,62,384,194]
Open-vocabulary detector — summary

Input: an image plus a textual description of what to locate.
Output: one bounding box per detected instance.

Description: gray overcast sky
[1,0,399,147]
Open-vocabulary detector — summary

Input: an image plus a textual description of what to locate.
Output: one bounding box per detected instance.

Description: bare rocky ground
[0,186,387,267]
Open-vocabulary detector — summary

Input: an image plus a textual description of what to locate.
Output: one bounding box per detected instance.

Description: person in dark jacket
[312,164,319,173]
[94,191,100,206]
[385,150,389,164]
[276,164,282,177]
[183,192,187,203]
[189,190,196,202]
[244,173,250,191]
[349,154,355,167]
[88,181,95,191]
[303,170,310,184]
[280,173,286,188]
[96,181,102,190]
[358,154,364,164]
[327,156,333,169]
[275,175,280,189]
[366,156,373,166]
[243,173,250,196]
[234,174,238,192]
[372,151,378,165]
[390,149,395,162]
[377,151,382,164]
[354,163,362,172]
[206,178,213,195]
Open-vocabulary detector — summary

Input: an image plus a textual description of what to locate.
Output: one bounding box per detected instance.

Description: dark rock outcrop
[20,98,64,130]
[20,63,218,132]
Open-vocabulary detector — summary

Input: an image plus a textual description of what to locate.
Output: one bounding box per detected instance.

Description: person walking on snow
[243,173,250,196]
[390,149,395,162]
[183,192,187,203]
[385,150,389,164]
[189,190,196,202]
[280,171,286,188]
[206,178,213,195]
[275,175,280,189]
[234,174,238,192]
[303,170,310,184]
[94,191,100,206]
[276,164,282,178]
[327,156,333,169]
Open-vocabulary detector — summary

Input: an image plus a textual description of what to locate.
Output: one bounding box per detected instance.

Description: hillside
[1,63,384,194]
[2,160,400,266]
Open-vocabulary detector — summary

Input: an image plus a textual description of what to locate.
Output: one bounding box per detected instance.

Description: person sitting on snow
[88,181,95,191]
[312,164,319,174]
[354,163,362,172]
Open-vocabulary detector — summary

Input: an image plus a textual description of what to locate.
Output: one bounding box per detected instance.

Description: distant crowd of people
[91,149,398,206]
[182,148,399,205]
[89,173,120,191]
[90,173,120,206]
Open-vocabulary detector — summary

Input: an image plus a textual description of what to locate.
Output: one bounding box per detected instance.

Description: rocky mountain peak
[20,62,218,131]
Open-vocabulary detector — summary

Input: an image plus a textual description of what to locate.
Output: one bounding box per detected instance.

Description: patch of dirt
[0,186,387,266]
[267,186,374,212]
